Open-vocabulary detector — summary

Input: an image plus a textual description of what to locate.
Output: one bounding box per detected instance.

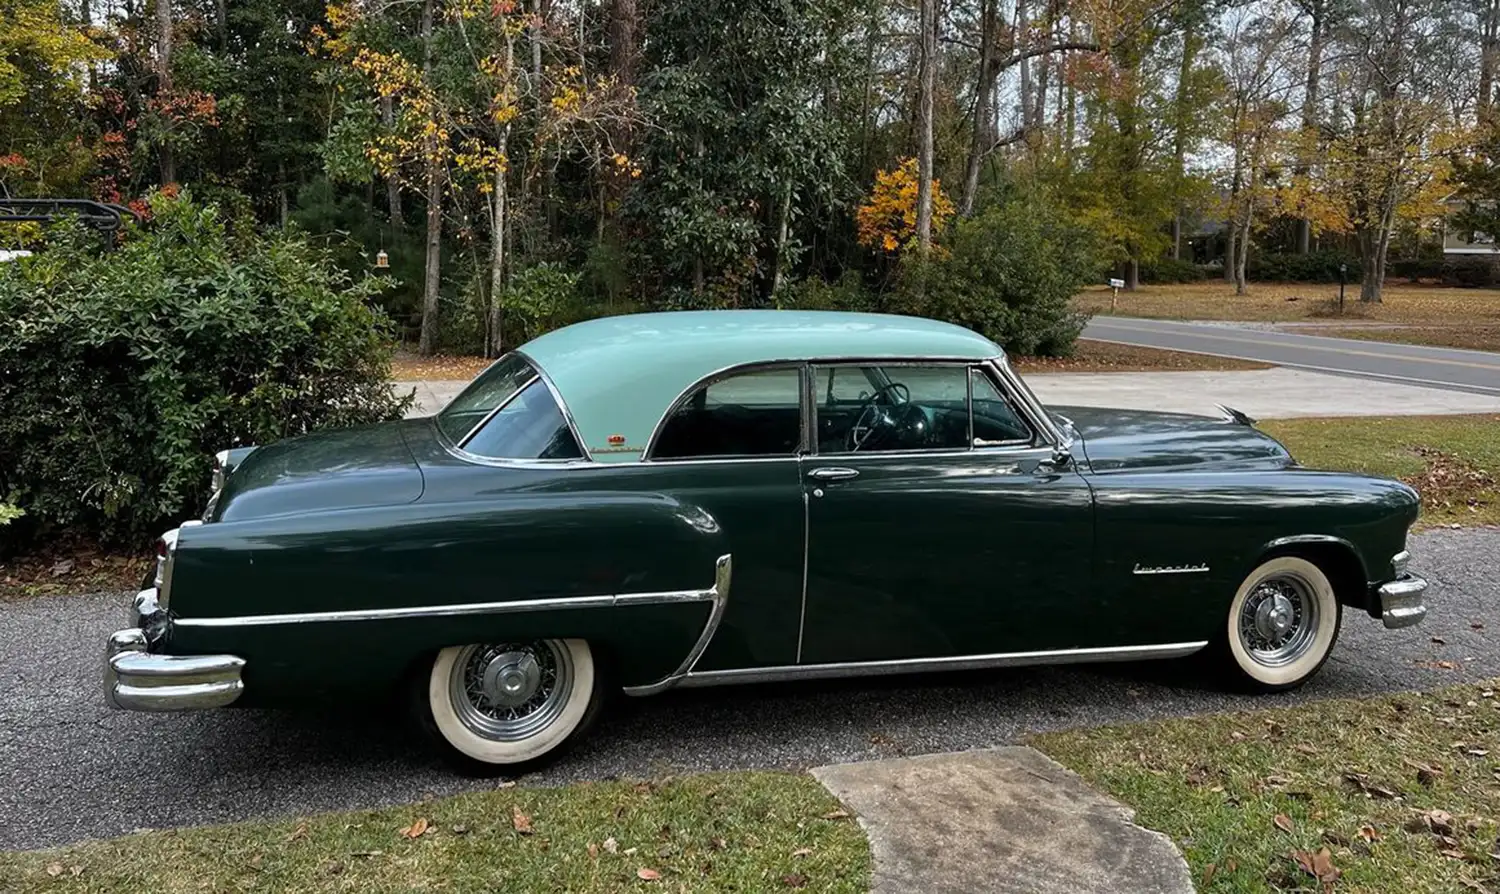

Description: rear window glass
[461,378,583,461]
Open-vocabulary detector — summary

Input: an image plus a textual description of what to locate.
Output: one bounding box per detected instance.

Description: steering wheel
[846,382,910,451]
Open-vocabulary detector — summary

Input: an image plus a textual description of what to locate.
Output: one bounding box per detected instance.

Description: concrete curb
[812,746,1194,894]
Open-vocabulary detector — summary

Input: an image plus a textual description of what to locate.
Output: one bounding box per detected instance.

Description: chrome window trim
[456,373,541,449]
[644,361,811,461]
[655,641,1210,690]
[515,349,591,460]
[967,364,1037,449]
[175,554,729,629]
[991,357,1068,450]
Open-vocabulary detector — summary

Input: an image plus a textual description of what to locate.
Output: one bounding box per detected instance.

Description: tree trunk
[487,154,507,357]
[1124,256,1139,291]
[418,0,442,356]
[380,96,403,226]
[608,0,638,87]
[1294,0,1325,254]
[1481,0,1499,125]
[1224,222,1238,285]
[155,0,175,184]
[959,0,996,217]
[1235,205,1252,296]
[1016,0,1030,127]
[1170,26,1200,263]
[914,0,937,251]
[770,183,792,297]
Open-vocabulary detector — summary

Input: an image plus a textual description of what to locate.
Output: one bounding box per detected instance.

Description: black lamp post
[1338,263,1347,313]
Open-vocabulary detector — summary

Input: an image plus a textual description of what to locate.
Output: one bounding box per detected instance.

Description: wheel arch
[1257,534,1368,610]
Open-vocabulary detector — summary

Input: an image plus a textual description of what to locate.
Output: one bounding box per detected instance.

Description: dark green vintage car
[106,310,1428,772]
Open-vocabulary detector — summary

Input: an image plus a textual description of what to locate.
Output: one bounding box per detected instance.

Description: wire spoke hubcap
[1238,574,1319,667]
[448,641,573,741]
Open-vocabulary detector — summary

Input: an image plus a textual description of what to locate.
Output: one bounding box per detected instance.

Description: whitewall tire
[1222,556,1341,692]
[418,638,602,775]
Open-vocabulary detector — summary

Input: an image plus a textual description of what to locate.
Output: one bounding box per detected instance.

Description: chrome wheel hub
[482,651,542,708]
[1254,592,1296,639]
[448,641,573,741]
[1238,575,1319,668]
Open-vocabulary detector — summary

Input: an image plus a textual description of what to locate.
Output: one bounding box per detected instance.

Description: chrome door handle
[807,467,860,482]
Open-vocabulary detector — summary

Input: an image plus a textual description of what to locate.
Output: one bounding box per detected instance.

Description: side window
[652,367,804,459]
[461,378,584,460]
[816,365,970,454]
[971,369,1033,445]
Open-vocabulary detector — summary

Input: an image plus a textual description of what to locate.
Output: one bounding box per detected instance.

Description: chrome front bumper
[104,589,246,711]
[1377,574,1428,629]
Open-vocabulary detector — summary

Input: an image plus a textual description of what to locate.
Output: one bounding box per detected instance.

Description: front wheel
[1220,556,1342,692]
[416,638,603,775]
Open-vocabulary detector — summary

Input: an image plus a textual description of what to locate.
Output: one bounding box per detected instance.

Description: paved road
[1084,316,1500,396]
[2,528,1496,852]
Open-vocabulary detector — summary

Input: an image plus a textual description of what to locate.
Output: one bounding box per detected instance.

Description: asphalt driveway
[2,527,1496,852]
[1084,316,1500,396]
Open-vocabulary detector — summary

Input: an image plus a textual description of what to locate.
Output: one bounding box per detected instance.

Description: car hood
[210,420,425,522]
[1052,405,1294,473]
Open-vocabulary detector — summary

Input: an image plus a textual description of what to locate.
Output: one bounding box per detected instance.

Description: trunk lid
[210,420,426,522]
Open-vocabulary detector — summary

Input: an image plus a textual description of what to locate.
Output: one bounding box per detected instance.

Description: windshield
[436,354,537,443]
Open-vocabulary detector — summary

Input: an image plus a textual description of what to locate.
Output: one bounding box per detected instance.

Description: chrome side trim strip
[175,556,730,628]
[622,554,733,696]
[665,641,1209,690]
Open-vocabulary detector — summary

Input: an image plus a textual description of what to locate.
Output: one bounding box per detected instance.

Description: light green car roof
[516,310,1004,462]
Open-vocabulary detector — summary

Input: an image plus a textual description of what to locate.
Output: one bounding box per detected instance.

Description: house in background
[1442,196,1498,255]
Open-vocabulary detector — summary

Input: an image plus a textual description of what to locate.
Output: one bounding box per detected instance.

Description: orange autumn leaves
[854,157,955,254]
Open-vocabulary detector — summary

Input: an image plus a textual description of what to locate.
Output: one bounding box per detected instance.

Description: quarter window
[652,367,804,459]
[971,369,1033,444]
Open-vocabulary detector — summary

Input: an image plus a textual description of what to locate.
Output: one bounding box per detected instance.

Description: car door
[644,364,809,672]
[797,362,1097,664]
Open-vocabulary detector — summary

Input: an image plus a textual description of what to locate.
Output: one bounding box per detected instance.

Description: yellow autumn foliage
[855,158,955,253]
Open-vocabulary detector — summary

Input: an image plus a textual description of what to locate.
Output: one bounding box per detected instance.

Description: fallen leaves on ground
[512,807,533,835]
[398,818,429,840]
[1291,847,1341,885]
[635,867,660,881]
[1274,813,1294,834]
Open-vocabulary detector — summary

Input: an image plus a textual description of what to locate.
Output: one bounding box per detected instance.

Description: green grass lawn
[0,772,869,893]
[1263,415,1500,528]
[1032,681,1500,894]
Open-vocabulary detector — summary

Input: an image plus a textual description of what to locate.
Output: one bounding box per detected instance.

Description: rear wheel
[1220,556,1341,692]
[416,638,603,775]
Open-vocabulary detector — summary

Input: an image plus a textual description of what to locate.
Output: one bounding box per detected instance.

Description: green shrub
[1139,256,1211,284]
[773,271,876,312]
[0,193,409,547]
[1244,250,1361,283]
[1389,255,1500,287]
[888,197,1103,356]
[504,262,583,345]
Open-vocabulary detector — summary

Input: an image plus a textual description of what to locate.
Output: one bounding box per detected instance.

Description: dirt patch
[0,546,149,601]
[1013,339,1271,373]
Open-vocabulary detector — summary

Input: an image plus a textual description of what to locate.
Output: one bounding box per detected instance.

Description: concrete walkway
[812,747,1193,894]
[397,366,1500,420]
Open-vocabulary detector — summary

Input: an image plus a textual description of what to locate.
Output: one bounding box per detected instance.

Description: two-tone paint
[104,311,1427,713]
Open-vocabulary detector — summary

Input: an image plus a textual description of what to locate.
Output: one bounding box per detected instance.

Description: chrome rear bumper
[1377,574,1428,630]
[105,597,245,711]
